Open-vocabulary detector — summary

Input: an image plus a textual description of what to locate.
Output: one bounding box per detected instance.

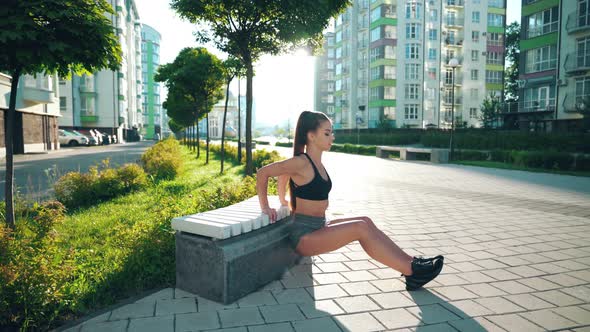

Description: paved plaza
[59,151,590,332]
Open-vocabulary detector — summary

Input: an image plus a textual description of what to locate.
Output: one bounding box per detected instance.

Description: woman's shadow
[271,258,490,332]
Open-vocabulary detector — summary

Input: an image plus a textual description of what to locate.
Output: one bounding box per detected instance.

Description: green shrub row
[54,161,148,209]
[205,143,283,171]
[453,149,590,171]
[141,138,183,180]
[330,143,376,156]
[275,142,293,148]
[334,129,590,153]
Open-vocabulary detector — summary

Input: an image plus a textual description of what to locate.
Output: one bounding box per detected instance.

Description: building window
[472,31,479,43]
[487,32,504,46]
[486,52,503,65]
[405,1,422,19]
[471,69,479,80]
[384,86,396,99]
[405,64,420,80]
[489,0,503,8]
[470,88,479,98]
[427,68,436,79]
[472,11,480,23]
[405,43,421,59]
[523,85,556,111]
[406,23,421,39]
[527,7,558,38]
[404,104,419,120]
[487,13,504,27]
[80,96,95,115]
[470,108,478,119]
[576,76,590,104]
[405,84,420,99]
[485,70,503,83]
[430,9,438,21]
[429,29,437,41]
[370,67,380,80]
[428,48,437,60]
[369,87,380,100]
[335,31,342,43]
[525,45,557,73]
[384,25,396,39]
[577,37,590,68]
[60,97,66,112]
[370,7,381,22]
[384,65,396,79]
[471,50,479,61]
[370,27,380,42]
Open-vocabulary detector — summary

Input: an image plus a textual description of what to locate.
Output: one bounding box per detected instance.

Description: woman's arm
[256,157,303,222]
[277,175,289,206]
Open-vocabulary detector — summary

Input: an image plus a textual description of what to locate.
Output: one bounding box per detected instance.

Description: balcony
[80,111,99,123]
[566,11,590,34]
[22,76,55,104]
[443,74,463,85]
[564,52,590,75]
[500,100,556,114]
[444,38,463,48]
[562,94,590,113]
[443,56,463,65]
[445,0,464,8]
[443,96,463,105]
[444,17,464,29]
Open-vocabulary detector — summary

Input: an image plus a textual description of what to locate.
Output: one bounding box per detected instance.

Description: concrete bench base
[377,146,449,163]
[175,218,299,304]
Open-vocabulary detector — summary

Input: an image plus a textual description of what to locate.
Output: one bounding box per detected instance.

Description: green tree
[171,0,350,175]
[0,0,121,229]
[480,93,502,129]
[221,57,246,173]
[504,21,520,104]
[156,47,224,161]
[576,95,590,131]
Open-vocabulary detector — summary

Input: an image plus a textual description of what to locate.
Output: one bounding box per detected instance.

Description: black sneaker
[404,255,444,291]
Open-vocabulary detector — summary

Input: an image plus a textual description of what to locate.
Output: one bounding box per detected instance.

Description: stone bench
[376,146,449,163]
[172,196,299,304]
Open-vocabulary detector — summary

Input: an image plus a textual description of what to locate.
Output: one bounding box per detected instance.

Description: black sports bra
[290,153,332,201]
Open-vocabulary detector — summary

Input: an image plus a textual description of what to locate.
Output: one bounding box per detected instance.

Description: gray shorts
[289,213,327,248]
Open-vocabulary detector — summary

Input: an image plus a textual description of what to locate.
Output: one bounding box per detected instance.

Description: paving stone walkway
[59,152,590,332]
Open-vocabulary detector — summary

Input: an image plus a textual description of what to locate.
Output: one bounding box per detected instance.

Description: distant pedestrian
[256,111,444,290]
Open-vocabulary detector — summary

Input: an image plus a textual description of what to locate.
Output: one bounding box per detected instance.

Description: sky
[134,0,521,127]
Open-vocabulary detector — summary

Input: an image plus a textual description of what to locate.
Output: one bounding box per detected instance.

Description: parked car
[72,129,99,146]
[58,129,88,147]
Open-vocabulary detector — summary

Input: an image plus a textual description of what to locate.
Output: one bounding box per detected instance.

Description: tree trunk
[196,119,200,158]
[245,57,254,176]
[221,79,231,174]
[237,77,242,164]
[206,112,209,164]
[4,69,21,229]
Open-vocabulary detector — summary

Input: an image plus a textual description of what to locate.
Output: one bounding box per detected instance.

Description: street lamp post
[448,58,459,161]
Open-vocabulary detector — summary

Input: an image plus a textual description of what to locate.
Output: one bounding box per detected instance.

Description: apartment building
[510,0,586,132]
[0,74,60,158]
[141,24,163,140]
[314,0,507,129]
[59,0,143,142]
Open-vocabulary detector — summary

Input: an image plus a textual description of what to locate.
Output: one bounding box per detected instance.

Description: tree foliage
[480,93,502,129]
[155,47,225,158]
[504,21,520,103]
[0,0,122,228]
[170,0,350,175]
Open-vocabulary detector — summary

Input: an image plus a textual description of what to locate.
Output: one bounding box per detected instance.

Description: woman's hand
[262,206,278,223]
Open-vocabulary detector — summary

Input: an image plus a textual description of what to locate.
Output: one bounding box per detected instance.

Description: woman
[256,111,443,290]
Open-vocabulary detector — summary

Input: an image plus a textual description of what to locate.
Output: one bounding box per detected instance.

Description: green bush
[575,155,590,171]
[275,142,293,148]
[54,161,149,209]
[141,138,183,180]
[330,143,376,156]
[206,143,283,171]
[454,150,489,161]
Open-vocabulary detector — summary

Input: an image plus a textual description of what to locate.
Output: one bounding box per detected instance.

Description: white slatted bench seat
[172,196,299,304]
[376,146,449,163]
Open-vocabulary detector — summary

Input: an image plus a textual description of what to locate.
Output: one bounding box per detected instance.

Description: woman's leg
[296,218,414,276]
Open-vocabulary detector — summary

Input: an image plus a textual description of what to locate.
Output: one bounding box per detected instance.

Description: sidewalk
[57,153,590,332]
